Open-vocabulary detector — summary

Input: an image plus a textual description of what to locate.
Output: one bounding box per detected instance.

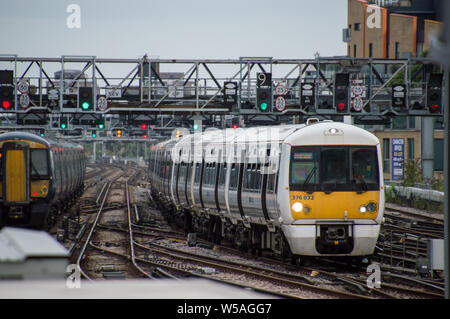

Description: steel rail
[76,180,113,280]
[125,181,155,279]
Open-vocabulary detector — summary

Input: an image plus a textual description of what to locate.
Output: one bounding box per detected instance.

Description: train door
[2,142,30,205]
[217,162,227,213]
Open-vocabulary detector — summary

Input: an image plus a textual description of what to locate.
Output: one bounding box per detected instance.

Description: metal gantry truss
[0,54,444,140]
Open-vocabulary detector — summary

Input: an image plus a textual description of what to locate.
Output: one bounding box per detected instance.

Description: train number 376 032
[292,195,314,200]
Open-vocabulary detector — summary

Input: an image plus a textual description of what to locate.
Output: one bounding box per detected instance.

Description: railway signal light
[256,87,272,112]
[427,73,443,114]
[0,86,14,110]
[231,117,239,129]
[117,129,122,138]
[193,123,199,131]
[79,87,93,111]
[92,130,97,138]
[60,116,68,129]
[334,73,349,113]
[141,123,147,130]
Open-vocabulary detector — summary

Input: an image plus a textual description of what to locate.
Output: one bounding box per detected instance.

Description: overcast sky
[0,0,347,59]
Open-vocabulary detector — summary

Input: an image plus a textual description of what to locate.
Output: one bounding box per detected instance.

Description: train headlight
[366,202,377,212]
[359,202,377,214]
[292,202,311,214]
[292,202,304,213]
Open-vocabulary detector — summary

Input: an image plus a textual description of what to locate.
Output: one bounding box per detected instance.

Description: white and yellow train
[148,119,384,262]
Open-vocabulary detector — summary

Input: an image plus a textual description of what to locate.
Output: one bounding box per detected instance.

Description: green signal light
[260,102,268,111]
[193,123,199,130]
[81,101,90,110]
[92,132,96,138]
[98,123,104,129]
[61,123,67,129]
[40,133,45,137]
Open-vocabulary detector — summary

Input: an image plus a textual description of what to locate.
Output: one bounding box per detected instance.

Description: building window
[395,42,400,59]
[354,23,361,31]
[353,44,357,57]
[389,116,416,130]
[383,138,390,173]
[434,118,444,129]
[407,138,415,161]
[408,116,415,129]
[369,43,373,57]
[392,117,407,129]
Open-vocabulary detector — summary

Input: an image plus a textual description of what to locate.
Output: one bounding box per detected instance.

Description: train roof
[0,131,84,150]
[153,121,379,163]
[284,121,379,146]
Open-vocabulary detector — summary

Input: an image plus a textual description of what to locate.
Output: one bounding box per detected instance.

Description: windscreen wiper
[30,162,43,179]
[355,175,368,193]
[302,166,316,192]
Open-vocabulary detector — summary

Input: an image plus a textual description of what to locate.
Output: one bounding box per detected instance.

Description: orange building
[344,0,443,58]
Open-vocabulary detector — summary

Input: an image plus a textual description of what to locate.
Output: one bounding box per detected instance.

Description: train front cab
[281,142,384,257]
[0,141,51,227]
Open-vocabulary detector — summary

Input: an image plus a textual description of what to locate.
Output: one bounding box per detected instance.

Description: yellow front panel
[6,150,26,202]
[31,180,50,198]
[290,191,379,220]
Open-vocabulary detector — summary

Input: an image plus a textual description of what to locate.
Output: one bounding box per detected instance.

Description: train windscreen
[30,149,49,179]
[290,146,379,192]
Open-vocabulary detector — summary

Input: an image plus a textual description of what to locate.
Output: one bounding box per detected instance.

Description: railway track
[371,203,445,285]
[74,167,152,280]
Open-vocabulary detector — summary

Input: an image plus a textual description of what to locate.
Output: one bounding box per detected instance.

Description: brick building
[344,0,443,58]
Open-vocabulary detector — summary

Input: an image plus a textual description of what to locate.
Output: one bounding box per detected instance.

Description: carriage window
[194,163,201,183]
[254,164,262,191]
[179,163,185,184]
[30,149,49,179]
[229,164,238,189]
[186,162,193,184]
[210,163,217,185]
[218,163,226,185]
[267,173,278,194]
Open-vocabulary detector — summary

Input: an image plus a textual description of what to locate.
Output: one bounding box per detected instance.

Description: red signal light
[430,104,439,112]
[141,123,147,130]
[232,124,238,129]
[142,134,148,139]
[338,103,345,111]
[2,100,11,109]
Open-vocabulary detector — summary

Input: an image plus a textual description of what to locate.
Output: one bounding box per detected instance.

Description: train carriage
[148,120,384,261]
[0,132,86,228]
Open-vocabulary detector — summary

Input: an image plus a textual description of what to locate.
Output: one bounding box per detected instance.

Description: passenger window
[219,163,226,186]
[229,164,237,189]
